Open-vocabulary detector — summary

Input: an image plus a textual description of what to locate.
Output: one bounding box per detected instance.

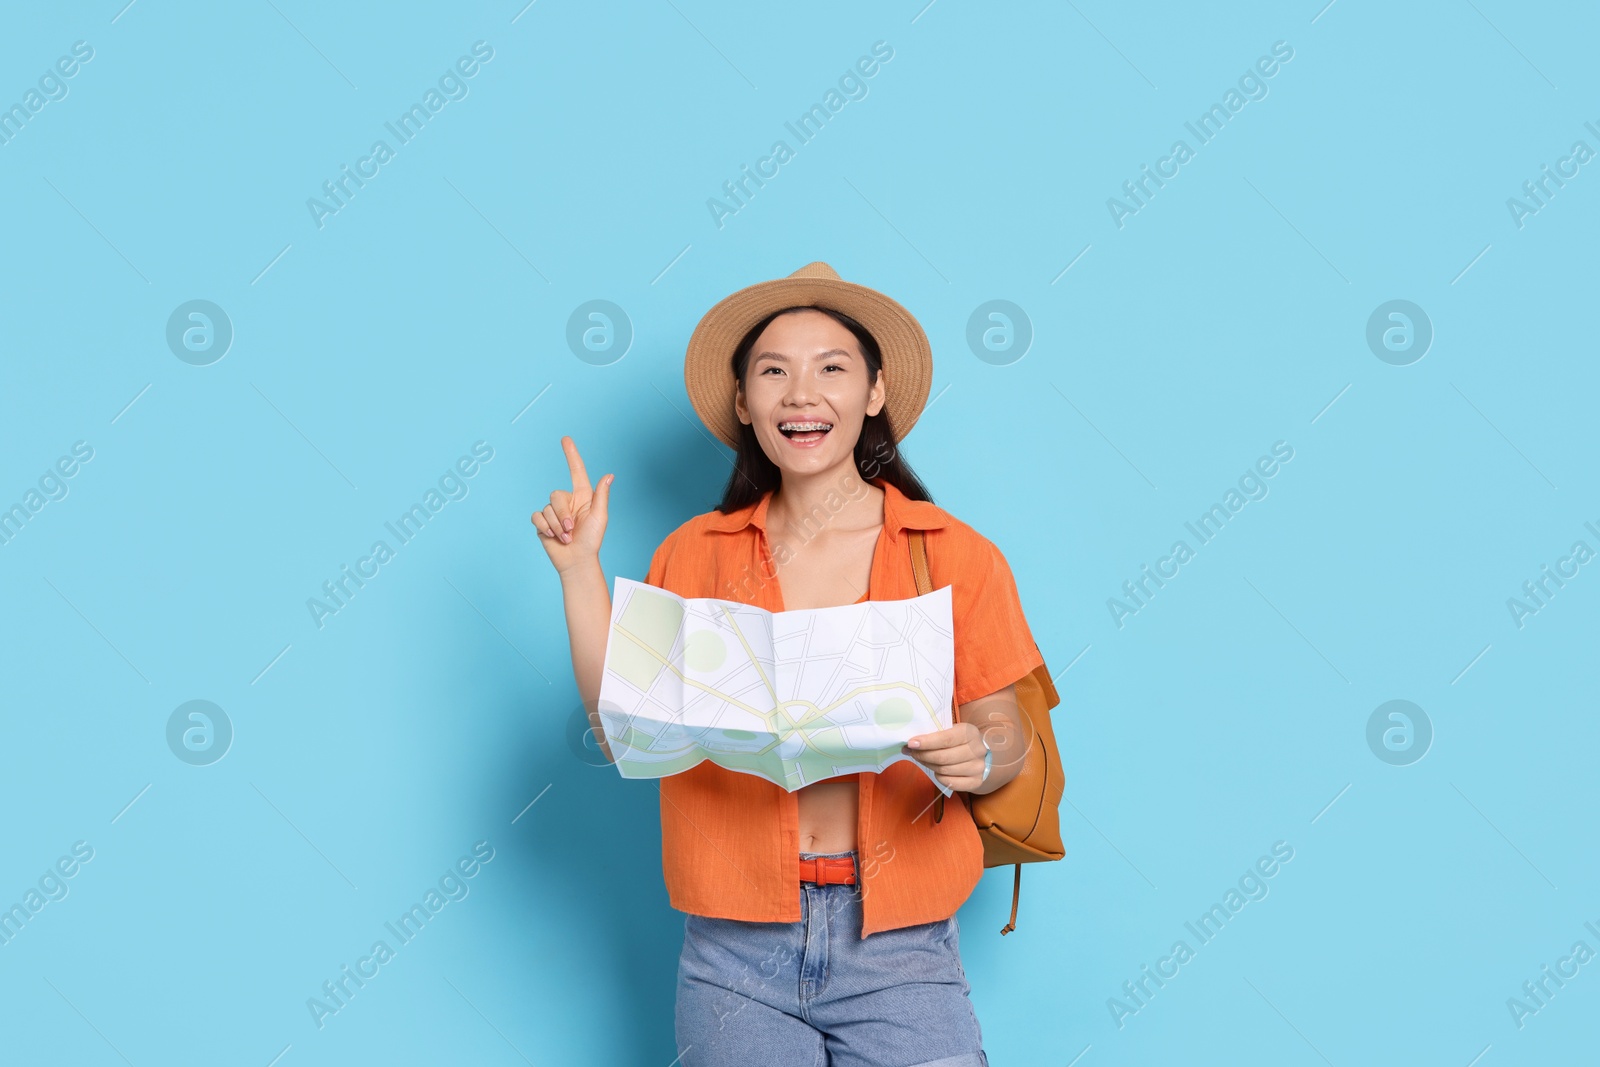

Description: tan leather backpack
[909,530,1065,934]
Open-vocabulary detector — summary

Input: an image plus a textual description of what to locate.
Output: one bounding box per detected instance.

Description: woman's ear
[733,381,752,425]
[866,370,887,418]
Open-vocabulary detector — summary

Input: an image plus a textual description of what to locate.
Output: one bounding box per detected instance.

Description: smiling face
[733,308,887,479]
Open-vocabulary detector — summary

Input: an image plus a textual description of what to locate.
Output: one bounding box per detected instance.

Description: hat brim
[684,275,932,450]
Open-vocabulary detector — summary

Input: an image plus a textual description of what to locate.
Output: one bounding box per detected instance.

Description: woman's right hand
[532,436,613,574]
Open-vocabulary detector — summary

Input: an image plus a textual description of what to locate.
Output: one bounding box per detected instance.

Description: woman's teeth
[778,421,832,438]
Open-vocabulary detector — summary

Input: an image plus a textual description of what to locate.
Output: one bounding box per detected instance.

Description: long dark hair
[716,305,933,513]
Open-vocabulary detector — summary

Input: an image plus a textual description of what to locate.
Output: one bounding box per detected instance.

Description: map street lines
[597,579,956,793]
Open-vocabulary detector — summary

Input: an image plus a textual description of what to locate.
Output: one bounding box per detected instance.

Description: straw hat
[684,261,933,449]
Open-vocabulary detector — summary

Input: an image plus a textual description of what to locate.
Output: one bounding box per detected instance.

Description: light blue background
[2,1,1596,1064]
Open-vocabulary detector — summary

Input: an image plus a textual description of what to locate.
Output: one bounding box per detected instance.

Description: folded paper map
[596,578,957,794]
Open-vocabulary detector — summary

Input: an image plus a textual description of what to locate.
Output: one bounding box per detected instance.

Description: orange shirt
[642,478,1046,937]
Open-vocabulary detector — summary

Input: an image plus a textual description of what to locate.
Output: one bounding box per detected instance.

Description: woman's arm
[958,685,1028,795]
[557,559,611,714]
[904,683,1027,795]
[531,437,617,761]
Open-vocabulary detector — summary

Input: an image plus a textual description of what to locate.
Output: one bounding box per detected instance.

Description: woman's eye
[824,364,843,372]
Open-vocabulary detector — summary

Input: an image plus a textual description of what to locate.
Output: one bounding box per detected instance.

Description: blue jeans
[674,849,988,1067]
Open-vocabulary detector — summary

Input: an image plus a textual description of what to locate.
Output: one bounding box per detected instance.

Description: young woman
[532,262,1046,1067]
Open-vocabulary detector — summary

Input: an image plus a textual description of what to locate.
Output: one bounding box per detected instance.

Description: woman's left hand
[901,722,988,793]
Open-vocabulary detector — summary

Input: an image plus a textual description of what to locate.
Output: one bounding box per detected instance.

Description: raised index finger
[561,436,592,492]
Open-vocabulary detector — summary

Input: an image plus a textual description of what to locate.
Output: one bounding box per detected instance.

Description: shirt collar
[704,478,949,542]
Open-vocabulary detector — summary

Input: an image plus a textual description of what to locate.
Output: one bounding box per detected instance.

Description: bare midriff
[798,775,860,853]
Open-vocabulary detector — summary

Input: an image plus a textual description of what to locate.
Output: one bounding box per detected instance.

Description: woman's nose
[782,373,818,404]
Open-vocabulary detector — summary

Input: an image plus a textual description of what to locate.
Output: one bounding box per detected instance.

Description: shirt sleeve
[946,531,1046,707]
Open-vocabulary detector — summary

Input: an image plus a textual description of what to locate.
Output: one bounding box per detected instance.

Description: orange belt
[798,855,857,885]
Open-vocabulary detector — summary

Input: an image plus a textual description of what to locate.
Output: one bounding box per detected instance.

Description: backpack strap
[1001,865,1021,935]
[908,527,932,594]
